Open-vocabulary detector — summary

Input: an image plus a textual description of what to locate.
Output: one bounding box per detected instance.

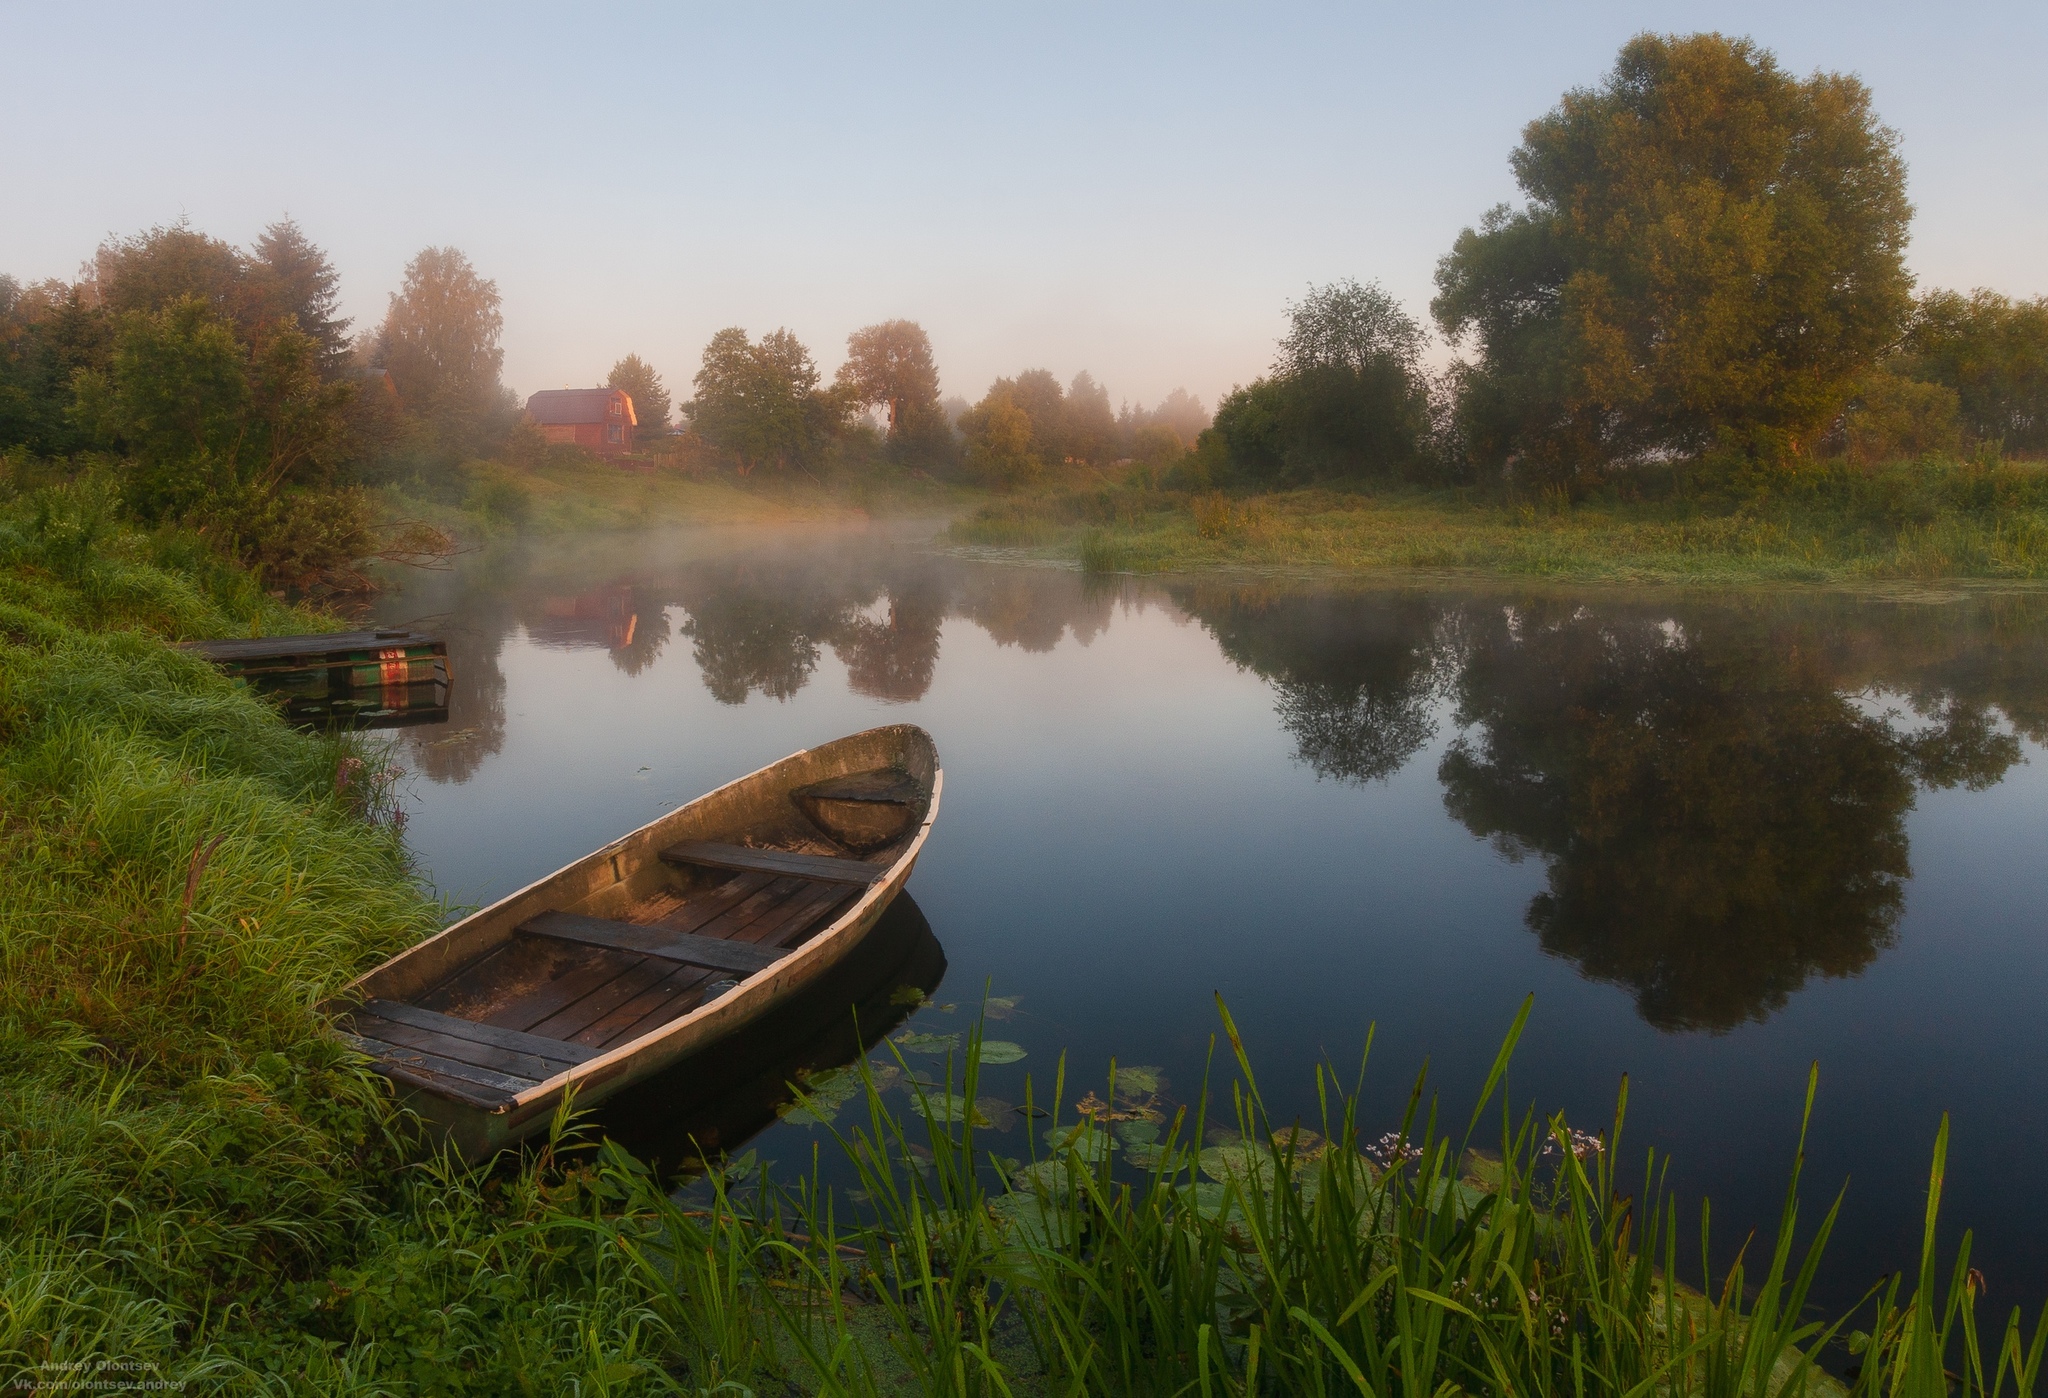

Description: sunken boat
[327,724,941,1158]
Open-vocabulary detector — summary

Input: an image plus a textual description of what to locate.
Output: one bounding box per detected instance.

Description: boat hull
[330,724,940,1159]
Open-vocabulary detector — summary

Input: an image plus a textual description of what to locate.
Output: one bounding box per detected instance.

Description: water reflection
[1186,582,1444,783]
[377,532,2048,1036]
[593,892,946,1175]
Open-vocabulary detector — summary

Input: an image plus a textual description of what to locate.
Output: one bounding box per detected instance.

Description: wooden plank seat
[518,910,791,975]
[659,839,887,885]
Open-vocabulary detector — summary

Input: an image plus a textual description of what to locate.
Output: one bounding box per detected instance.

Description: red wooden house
[525,387,637,455]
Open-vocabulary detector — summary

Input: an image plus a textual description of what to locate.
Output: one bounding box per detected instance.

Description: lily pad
[1111,1064,1163,1096]
[905,1090,991,1127]
[1043,1123,1116,1164]
[1010,1157,1077,1198]
[983,995,1021,1021]
[1199,1143,1278,1190]
[972,1039,1027,1065]
[777,1064,864,1126]
[892,1031,960,1055]
[1116,1120,1161,1147]
[888,985,926,1006]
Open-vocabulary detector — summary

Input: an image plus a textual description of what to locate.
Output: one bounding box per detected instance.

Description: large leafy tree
[607,353,672,432]
[835,320,942,438]
[687,327,839,473]
[374,247,506,434]
[1433,33,1914,480]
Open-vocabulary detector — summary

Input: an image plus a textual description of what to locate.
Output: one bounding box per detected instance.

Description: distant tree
[960,396,1038,489]
[249,219,351,376]
[1433,33,1914,480]
[1062,371,1115,464]
[87,222,251,328]
[1006,370,1066,460]
[1836,369,1960,465]
[836,320,942,437]
[374,247,506,434]
[607,353,672,432]
[687,327,838,473]
[1148,388,1210,444]
[1209,280,1433,486]
[1901,290,2048,452]
[1280,279,1426,380]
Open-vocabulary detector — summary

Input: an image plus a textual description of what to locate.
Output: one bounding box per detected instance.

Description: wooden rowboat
[327,724,941,1158]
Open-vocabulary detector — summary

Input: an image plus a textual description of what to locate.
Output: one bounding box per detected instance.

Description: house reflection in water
[531,585,640,651]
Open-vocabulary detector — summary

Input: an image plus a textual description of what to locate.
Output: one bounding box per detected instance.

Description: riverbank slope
[953,457,2048,585]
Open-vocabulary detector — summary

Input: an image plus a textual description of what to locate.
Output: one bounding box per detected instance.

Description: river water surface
[368,521,2048,1314]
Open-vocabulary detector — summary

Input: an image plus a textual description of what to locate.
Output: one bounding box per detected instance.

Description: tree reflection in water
[1437,601,1926,1032]
[1185,582,1442,783]
[385,536,2048,1034]
[1180,585,2044,1032]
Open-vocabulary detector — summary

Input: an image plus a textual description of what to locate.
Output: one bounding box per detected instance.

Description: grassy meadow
[951,457,2048,586]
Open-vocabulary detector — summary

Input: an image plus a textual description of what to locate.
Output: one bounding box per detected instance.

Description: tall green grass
[578,998,2046,1397]
[0,485,681,1391]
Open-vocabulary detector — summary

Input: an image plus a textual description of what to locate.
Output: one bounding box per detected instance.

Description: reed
[582,996,2046,1397]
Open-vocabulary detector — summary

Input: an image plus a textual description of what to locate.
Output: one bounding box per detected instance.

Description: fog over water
[369,523,2048,1316]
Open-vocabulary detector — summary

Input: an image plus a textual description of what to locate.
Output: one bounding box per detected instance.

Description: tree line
[6,29,2044,590]
[1196,32,2048,493]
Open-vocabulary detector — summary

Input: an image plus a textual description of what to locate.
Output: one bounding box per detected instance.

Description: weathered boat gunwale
[327,724,940,1157]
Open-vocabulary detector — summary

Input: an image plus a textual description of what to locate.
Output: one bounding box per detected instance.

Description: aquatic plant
[582,998,2048,1397]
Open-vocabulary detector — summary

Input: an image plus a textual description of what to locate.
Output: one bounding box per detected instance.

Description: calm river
[368,521,2048,1314]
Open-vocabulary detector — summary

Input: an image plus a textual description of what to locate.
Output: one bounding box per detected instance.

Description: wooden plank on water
[521,911,789,974]
[178,630,442,663]
[356,999,596,1068]
[660,840,886,885]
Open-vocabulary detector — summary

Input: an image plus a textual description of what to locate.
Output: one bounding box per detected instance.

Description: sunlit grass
[955,458,2048,585]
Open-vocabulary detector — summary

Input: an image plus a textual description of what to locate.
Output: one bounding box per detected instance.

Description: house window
[606,423,622,444]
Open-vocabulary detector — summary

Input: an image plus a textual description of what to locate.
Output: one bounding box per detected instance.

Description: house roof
[525,387,637,426]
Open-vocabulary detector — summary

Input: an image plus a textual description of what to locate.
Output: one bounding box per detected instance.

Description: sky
[3,2,2043,418]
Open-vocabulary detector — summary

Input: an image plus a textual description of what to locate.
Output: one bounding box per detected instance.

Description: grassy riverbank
[953,457,2048,585]
[3,483,2043,1393]
[0,486,673,1388]
[386,450,980,544]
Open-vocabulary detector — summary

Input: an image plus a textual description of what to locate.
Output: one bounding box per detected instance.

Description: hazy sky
[4,3,2042,416]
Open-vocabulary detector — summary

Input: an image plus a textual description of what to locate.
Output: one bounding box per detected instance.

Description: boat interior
[337,760,931,1109]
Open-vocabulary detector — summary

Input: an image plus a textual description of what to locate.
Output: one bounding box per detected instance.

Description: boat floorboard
[351,1000,593,1081]
[344,1032,538,1097]
[394,845,871,1066]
